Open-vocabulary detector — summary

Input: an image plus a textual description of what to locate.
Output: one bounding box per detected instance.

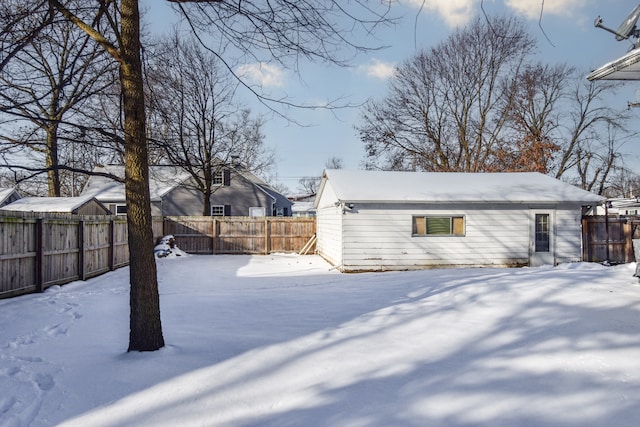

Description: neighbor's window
[212,170,224,185]
[211,205,225,216]
[115,204,127,215]
[413,216,465,236]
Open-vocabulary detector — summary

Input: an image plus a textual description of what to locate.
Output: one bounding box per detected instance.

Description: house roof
[291,201,315,213]
[81,164,291,206]
[0,196,103,213]
[82,165,192,202]
[232,165,292,207]
[587,48,640,81]
[0,188,19,205]
[317,170,605,205]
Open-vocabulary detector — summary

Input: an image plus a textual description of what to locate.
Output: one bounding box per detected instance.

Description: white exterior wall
[314,181,343,267]
[334,202,585,272]
[553,204,586,264]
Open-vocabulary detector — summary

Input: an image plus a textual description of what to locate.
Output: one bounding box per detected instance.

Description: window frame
[211,205,225,216]
[212,169,224,186]
[534,213,550,253]
[412,215,465,237]
[114,204,127,215]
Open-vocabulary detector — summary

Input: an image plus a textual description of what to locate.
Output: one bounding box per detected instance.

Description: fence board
[164,216,316,255]
[582,216,639,264]
[1,213,314,300]
[0,213,145,299]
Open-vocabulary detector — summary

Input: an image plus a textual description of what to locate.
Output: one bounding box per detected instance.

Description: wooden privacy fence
[163,216,316,255]
[0,212,164,299]
[582,216,640,264]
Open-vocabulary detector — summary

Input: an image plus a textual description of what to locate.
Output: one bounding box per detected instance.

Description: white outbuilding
[314,170,604,272]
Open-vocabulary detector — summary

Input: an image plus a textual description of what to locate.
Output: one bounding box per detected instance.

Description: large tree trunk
[45,122,61,197]
[120,0,164,352]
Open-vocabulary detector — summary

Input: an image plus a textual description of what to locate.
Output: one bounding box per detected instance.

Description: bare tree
[43,0,164,352]
[489,63,568,173]
[167,1,392,112]
[297,156,344,195]
[357,15,634,194]
[3,0,391,352]
[607,168,640,198]
[0,1,54,72]
[146,34,274,215]
[0,8,117,196]
[325,156,343,170]
[552,75,632,193]
[359,16,535,172]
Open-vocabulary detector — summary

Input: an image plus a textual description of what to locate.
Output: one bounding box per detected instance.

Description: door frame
[529,209,555,266]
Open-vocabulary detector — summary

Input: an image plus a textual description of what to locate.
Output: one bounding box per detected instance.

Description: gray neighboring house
[0,188,21,208]
[81,164,293,217]
[315,170,605,272]
[0,195,110,215]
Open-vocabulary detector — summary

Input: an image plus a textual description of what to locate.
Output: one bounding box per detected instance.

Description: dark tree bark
[119,0,164,351]
[47,0,164,351]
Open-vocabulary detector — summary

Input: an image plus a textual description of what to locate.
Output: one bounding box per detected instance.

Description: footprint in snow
[35,373,55,391]
[44,323,68,337]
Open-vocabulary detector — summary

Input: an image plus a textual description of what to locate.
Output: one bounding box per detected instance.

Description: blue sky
[144,1,640,191]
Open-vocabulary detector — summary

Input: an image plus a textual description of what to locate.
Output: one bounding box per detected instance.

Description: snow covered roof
[82,164,290,206]
[81,165,191,202]
[318,170,605,205]
[0,188,19,204]
[0,196,100,213]
[291,201,315,213]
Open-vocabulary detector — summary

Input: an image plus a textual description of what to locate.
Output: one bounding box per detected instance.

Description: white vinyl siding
[332,203,585,272]
[315,181,343,267]
[553,204,584,264]
[340,203,531,271]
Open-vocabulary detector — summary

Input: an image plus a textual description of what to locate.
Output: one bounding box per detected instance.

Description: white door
[530,210,554,266]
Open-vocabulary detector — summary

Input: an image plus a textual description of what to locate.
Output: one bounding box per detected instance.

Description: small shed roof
[1,196,104,213]
[317,170,605,205]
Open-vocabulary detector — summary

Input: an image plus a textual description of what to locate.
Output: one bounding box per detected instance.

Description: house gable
[0,188,21,208]
[83,164,291,217]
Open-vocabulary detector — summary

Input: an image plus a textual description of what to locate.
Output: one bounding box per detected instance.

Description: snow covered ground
[1,254,640,427]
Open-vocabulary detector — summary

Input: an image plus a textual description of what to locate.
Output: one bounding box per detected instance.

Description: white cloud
[236,63,285,88]
[404,0,589,27]
[361,59,396,79]
[404,0,475,27]
[505,0,584,19]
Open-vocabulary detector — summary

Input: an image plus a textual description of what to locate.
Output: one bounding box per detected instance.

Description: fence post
[212,217,218,254]
[624,220,633,262]
[78,219,86,281]
[264,218,269,255]
[581,218,588,262]
[109,218,116,270]
[35,218,44,293]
